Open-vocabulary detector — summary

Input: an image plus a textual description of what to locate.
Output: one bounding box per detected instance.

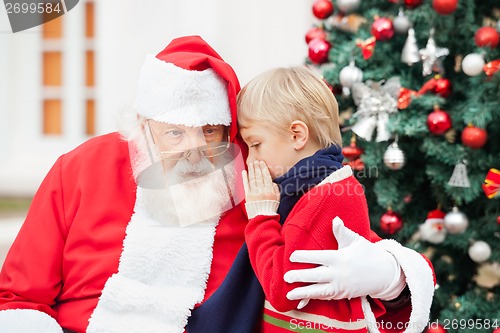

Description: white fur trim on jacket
[87,188,219,333]
[361,240,435,333]
[0,309,63,333]
[134,55,231,127]
[319,165,353,185]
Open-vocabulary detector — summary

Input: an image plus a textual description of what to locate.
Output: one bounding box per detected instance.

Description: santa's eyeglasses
[158,138,230,160]
[143,120,230,161]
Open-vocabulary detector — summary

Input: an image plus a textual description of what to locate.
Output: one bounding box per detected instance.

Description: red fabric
[246,176,371,328]
[155,35,248,159]
[0,133,246,332]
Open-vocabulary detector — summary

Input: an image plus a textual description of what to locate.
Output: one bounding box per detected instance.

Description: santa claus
[0,36,434,333]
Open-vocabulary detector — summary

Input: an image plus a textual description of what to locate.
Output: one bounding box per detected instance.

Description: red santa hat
[425,209,446,225]
[134,36,241,142]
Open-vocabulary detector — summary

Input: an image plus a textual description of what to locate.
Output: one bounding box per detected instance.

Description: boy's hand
[242,161,280,202]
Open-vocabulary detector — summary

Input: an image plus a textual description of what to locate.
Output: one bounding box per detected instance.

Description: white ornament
[393,8,411,34]
[351,77,401,142]
[468,241,492,263]
[419,209,447,244]
[419,28,449,76]
[462,53,485,76]
[444,206,468,234]
[419,220,446,244]
[339,60,363,95]
[448,160,471,188]
[383,139,405,170]
[337,0,361,13]
[402,27,420,65]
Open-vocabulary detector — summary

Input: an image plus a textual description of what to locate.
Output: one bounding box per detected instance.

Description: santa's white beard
[136,155,236,227]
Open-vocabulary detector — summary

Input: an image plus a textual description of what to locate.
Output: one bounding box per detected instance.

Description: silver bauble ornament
[468,241,492,263]
[339,60,363,95]
[444,206,468,234]
[462,53,485,76]
[337,0,361,13]
[383,140,405,170]
[393,9,411,34]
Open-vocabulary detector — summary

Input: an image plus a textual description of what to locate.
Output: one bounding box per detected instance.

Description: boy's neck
[292,141,323,165]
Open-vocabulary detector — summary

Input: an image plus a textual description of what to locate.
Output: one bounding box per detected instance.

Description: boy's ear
[290,120,309,150]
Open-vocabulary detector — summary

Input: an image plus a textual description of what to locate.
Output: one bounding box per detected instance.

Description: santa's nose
[185,149,203,164]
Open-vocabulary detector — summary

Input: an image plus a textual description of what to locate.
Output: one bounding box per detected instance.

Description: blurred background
[0,0,315,264]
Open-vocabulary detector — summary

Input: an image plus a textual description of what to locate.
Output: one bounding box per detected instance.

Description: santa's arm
[364,231,436,333]
[362,239,435,333]
[285,219,435,333]
[0,157,67,333]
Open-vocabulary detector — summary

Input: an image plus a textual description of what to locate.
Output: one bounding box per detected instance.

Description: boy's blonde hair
[237,66,342,148]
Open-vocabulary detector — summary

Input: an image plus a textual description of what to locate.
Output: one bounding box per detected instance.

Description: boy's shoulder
[318,166,354,186]
[294,166,365,208]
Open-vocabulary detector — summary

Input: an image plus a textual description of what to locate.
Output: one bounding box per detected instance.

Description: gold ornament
[474,262,500,289]
[444,128,456,143]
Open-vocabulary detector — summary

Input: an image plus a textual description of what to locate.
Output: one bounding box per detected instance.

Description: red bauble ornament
[308,38,331,64]
[427,107,452,135]
[461,124,488,149]
[418,76,453,98]
[342,139,364,160]
[484,59,500,76]
[405,0,423,8]
[425,323,447,333]
[312,0,334,19]
[497,216,500,225]
[432,0,458,15]
[371,17,395,41]
[305,27,327,44]
[434,78,452,98]
[474,27,500,48]
[398,87,417,109]
[380,210,403,235]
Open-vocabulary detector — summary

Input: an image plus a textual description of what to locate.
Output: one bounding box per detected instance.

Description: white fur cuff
[245,200,280,219]
[0,309,63,333]
[362,240,435,333]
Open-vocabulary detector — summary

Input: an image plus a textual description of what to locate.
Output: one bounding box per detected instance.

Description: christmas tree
[305,0,499,332]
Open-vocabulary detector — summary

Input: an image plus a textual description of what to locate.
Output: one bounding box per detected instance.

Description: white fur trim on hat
[0,309,63,333]
[134,55,231,127]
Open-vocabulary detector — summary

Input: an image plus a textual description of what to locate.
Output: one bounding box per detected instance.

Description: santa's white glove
[284,217,407,309]
[0,309,63,333]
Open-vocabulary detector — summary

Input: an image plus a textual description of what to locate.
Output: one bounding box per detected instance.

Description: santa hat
[425,209,446,224]
[134,36,241,141]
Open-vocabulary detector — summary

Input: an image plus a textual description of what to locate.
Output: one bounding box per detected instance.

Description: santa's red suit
[0,36,434,333]
[0,132,247,332]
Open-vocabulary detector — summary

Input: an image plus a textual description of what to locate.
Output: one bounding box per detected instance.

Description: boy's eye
[250,142,260,148]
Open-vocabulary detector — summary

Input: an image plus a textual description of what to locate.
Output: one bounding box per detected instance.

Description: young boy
[238,66,405,332]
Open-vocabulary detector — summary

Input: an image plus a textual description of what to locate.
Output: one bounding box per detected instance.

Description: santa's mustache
[167,157,217,184]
